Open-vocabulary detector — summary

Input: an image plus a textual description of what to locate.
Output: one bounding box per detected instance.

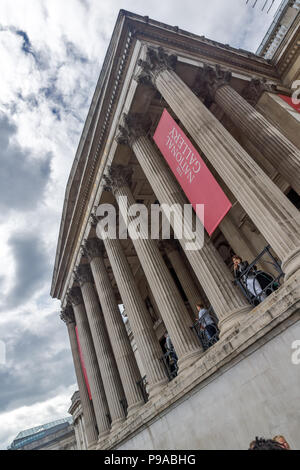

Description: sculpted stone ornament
[241,78,276,107]
[82,238,104,261]
[74,264,94,286]
[103,165,133,194]
[67,286,84,306]
[193,64,232,102]
[60,304,75,324]
[136,46,177,87]
[116,113,151,147]
[90,212,99,228]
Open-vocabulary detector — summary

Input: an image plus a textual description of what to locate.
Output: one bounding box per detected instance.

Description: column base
[87,440,98,450]
[98,429,110,443]
[177,348,203,373]
[147,377,169,400]
[126,400,144,418]
[218,305,251,338]
[282,246,300,281]
[111,417,126,434]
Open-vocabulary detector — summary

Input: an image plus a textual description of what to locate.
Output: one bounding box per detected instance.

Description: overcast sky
[0,0,283,450]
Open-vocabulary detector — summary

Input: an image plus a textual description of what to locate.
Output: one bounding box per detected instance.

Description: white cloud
[0,385,76,450]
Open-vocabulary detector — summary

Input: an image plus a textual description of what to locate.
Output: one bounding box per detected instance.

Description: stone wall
[116,319,300,450]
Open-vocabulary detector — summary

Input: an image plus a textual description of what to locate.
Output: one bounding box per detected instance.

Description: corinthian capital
[74,264,94,286]
[60,304,75,324]
[241,78,276,106]
[103,165,133,193]
[67,286,84,306]
[82,238,104,261]
[193,64,232,101]
[136,46,177,86]
[116,113,151,147]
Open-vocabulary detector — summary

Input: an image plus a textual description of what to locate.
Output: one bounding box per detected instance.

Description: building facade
[8,418,76,450]
[54,8,300,450]
[68,391,88,450]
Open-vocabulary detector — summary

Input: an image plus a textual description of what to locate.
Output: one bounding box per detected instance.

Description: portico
[52,8,300,449]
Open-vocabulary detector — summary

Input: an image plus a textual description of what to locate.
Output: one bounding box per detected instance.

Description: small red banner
[279,94,300,113]
[153,109,232,236]
[75,326,92,400]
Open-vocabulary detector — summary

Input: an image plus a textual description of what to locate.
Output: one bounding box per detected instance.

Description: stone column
[82,238,144,416]
[195,66,300,195]
[67,288,110,441]
[95,225,168,397]
[219,213,258,262]
[60,305,98,449]
[103,167,202,368]
[74,265,126,431]
[162,239,204,320]
[116,116,250,335]
[137,47,300,280]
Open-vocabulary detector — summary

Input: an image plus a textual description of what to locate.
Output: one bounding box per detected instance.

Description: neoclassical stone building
[54,6,300,450]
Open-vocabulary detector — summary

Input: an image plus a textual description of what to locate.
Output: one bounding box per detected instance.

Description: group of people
[232,254,277,305]
[163,302,219,370]
[249,435,290,450]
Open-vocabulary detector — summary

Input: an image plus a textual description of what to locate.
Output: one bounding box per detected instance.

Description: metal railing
[160,350,178,381]
[234,245,284,307]
[191,320,220,351]
[137,375,149,403]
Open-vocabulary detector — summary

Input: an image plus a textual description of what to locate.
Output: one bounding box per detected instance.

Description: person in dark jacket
[232,255,275,304]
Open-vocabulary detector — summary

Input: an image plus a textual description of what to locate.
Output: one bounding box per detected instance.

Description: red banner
[153,109,232,236]
[279,94,300,113]
[75,326,92,400]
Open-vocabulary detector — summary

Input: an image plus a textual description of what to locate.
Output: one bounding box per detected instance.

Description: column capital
[60,304,75,324]
[193,64,232,101]
[103,165,133,193]
[136,46,177,87]
[89,212,99,228]
[67,286,84,306]
[241,78,276,106]
[116,113,150,147]
[74,264,94,286]
[82,238,105,262]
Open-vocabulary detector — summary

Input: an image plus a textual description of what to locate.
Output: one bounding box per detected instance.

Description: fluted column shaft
[89,253,144,414]
[153,67,300,279]
[78,278,126,429]
[214,84,300,195]
[65,319,98,448]
[164,243,205,320]
[70,298,110,440]
[101,235,168,397]
[113,183,202,368]
[130,134,249,334]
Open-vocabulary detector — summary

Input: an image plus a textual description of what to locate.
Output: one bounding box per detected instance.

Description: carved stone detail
[67,286,84,306]
[116,113,151,147]
[90,213,98,228]
[241,78,276,106]
[193,64,232,102]
[82,238,104,261]
[103,165,133,193]
[74,264,94,286]
[136,46,177,87]
[60,304,75,324]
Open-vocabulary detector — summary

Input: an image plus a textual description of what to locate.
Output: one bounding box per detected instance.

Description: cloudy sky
[0,0,282,449]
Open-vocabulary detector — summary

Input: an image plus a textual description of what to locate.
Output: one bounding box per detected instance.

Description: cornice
[129,18,279,80]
